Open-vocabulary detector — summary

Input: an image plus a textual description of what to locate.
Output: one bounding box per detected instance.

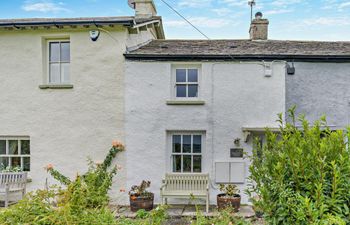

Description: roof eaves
[124,54,350,62]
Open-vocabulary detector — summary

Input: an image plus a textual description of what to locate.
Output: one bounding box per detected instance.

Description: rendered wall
[0,27,131,203]
[286,63,350,127]
[125,61,286,204]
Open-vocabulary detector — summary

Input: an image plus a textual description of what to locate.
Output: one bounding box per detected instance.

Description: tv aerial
[128,0,136,9]
[248,0,256,22]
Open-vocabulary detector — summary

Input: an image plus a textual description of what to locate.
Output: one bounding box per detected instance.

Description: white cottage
[124,40,287,204]
[0,0,164,204]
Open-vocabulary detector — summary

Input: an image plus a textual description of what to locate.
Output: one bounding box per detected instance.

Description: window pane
[193,155,202,173]
[11,157,21,168]
[9,140,18,155]
[61,63,70,83]
[60,42,70,62]
[21,140,30,155]
[172,135,181,153]
[173,155,181,172]
[183,155,191,172]
[0,140,5,155]
[23,157,30,171]
[176,69,186,82]
[188,69,198,82]
[193,135,202,153]
[183,135,191,153]
[49,42,60,62]
[50,63,60,83]
[176,85,186,97]
[0,157,9,168]
[188,85,198,97]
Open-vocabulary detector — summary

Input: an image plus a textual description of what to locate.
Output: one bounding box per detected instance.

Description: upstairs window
[175,68,199,98]
[48,40,70,84]
[0,137,30,171]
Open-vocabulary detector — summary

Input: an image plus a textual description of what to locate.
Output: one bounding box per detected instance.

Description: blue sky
[1,0,350,40]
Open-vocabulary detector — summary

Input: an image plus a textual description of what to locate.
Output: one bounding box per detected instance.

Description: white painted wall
[0,26,156,204]
[125,61,286,205]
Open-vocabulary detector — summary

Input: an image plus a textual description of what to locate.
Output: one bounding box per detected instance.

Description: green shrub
[247,107,350,224]
[0,143,124,225]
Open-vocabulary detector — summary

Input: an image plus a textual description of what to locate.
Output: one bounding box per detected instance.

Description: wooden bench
[160,173,210,213]
[0,172,27,207]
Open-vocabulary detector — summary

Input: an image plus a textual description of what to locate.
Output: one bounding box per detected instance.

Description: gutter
[0,19,134,28]
[124,54,350,62]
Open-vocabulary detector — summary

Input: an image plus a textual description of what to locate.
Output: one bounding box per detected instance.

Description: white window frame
[169,132,204,173]
[47,39,70,84]
[172,65,201,100]
[0,136,30,171]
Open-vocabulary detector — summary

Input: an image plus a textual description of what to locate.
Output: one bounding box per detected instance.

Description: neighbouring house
[124,13,350,205]
[0,0,164,204]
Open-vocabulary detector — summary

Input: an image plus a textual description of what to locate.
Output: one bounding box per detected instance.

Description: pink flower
[95,160,103,166]
[45,164,53,171]
[119,188,126,193]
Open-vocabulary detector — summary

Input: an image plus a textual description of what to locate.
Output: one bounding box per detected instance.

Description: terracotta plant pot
[129,193,154,212]
[217,193,241,212]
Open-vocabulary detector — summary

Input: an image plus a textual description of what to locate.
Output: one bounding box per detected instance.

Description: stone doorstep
[112,205,255,219]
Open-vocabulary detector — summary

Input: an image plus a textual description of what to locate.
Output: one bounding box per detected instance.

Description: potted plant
[251,195,264,218]
[129,180,154,212]
[217,184,241,212]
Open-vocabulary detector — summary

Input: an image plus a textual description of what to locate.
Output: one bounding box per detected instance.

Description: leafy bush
[247,107,350,224]
[0,142,124,225]
[116,205,168,225]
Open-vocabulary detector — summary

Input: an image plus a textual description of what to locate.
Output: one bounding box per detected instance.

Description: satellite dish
[128,0,136,9]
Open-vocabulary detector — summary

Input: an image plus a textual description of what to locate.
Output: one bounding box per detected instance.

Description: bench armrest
[160,179,167,191]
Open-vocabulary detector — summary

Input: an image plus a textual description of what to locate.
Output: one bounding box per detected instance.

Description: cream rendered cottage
[0,0,164,203]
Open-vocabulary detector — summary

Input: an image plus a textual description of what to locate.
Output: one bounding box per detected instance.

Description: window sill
[39,84,74,89]
[166,100,205,105]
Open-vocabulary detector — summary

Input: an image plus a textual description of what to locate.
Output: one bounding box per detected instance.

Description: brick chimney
[133,0,157,19]
[249,12,269,40]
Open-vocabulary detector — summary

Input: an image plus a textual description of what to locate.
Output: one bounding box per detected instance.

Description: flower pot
[217,193,241,212]
[129,193,154,212]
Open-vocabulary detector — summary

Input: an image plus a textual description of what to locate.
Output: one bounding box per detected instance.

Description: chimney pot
[133,0,157,19]
[250,12,269,40]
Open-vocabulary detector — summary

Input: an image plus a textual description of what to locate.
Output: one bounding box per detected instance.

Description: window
[48,40,70,84]
[171,134,202,173]
[175,68,199,98]
[0,137,30,171]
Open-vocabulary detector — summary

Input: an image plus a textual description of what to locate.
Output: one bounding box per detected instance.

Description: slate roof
[125,39,350,61]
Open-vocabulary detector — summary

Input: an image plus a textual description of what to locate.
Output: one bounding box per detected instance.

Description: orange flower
[112,140,124,149]
[45,164,53,171]
[130,195,137,200]
[119,188,126,193]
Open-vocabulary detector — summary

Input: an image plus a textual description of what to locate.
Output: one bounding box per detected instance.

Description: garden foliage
[0,143,124,225]
[248,107,350,225]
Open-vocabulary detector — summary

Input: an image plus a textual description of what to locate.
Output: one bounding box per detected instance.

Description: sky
[1,0,350,41]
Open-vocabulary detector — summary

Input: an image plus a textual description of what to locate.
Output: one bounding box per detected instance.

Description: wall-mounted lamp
[89,30,100,42]
[234,138,241,146]
[287,62,295,75]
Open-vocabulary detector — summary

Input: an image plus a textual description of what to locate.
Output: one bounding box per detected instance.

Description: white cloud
[264,9,293,15]
[212,8,232,16]
[220,0,246,7]
[22,1,68,13]
[178,0,212,8]
[301,17,350,26]
[271,0,303,7]
[164,17,237,28]
[339,1,350,9]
